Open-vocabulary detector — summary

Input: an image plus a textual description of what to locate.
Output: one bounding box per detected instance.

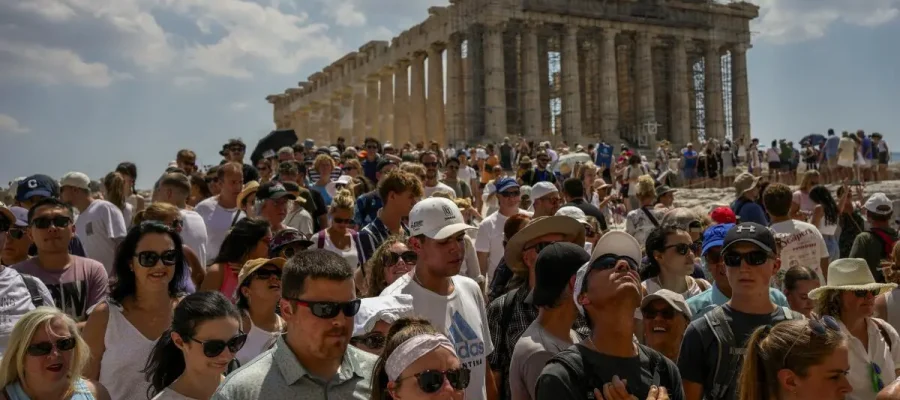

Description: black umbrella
[250,129,297,165]
[800,133,826,147]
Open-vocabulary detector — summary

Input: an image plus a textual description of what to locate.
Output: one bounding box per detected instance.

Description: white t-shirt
[771,219,829,284]
[151,388,197,400]
[839,137,857,162]
[75,200,128,275]
[123,202,135,230]
[766,148,781,163]
[179,209,209,267]
[381,274,493,400]
[475,209,528,279]
[0,267,55,358]
[194,197,243,263]
[424,182,457,198]
[458,165,478,187]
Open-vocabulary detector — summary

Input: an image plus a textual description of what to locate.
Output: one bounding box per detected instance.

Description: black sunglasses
[398,368,471,393]
[423,162,439,168]
[350,331,386,350]
[31,216,72,229]
[287,298,362,319]
[253,267,281,280]
[723,250,771,267]
[26,337,77,356]
[664,243,694,256]
[584,224,596,237]
[135,250,178,267]
[642,307,676,320]
[171,219,183,230]
[189,333,248,358]
[499,190,520,198]
[332,217,353,225]
[342,166,356,171]
[782,316,840,365]
[230,146,245,152]
[854,289,879,298]
[8,228,26,240]
[589,254,639,271]
[385,250,417,266]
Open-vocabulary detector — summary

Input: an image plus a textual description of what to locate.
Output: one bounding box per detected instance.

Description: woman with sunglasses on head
[737,317,851,400]
[199,218,271,300]
[143,291,245,400]
[371,317,471,400]
[133,203,205,293]
[233,258,285,365]
[351,295,414,356]
[0,307,109,400]
[808,258,900,399]
[81,222,188,400]
[313,189,364,271]
[642,225,710,300]
[360,237,416,298]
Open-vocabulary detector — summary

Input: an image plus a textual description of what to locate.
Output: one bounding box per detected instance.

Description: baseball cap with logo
[494,177,519,194]
[864,193,893,215]
[60,172,91,191]
[721,222,776,255]
[408,197,476,240]
[16,174,58,201]
[530,182,558,201]
[257,181,296,201]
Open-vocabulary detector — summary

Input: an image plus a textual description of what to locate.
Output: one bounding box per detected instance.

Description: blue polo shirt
[686,283,790,321]
[362,156,381,183]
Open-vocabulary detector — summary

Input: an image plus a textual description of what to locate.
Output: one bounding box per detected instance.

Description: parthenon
[266,0,759,150]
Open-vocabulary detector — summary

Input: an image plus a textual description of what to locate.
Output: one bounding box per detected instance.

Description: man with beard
[420,151,455,198]
[381,197,493,400]
[213,249,375,399]
[536,231,683,400]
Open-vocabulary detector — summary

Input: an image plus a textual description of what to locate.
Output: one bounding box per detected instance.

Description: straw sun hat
[807,258,897,300]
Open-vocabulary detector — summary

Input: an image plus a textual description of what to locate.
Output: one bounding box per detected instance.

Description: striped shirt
[357,218,409,264]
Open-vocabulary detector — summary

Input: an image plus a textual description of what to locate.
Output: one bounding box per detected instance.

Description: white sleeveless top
[151,388,198,400]
[642,276,708,300]
[235,317,281,365]
[99,303,159,400]
[884,290,900,333]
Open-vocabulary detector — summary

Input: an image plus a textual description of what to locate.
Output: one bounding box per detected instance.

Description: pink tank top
[219,263,239,302]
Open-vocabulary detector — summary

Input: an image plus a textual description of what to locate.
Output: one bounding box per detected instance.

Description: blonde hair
[636,175,656,200]
[577,162,598,182]
[314,154,334,171]
[399,162,426,180]
[133,202,180,226]
[0,308,91,397]
[103,171,128,212]
[799,170,820,191]
[330,189,355,213]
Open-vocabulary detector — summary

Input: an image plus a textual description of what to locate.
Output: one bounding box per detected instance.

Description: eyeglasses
[31,216,72,229]
[134,250,178,267]
[385,250,417,266]
[7,228,26,240]
[853,289,879,298]
[498,191,520,198]
[253,267,281,280]
[26,337,77,356]
[642,307,677,320]
[188,333,248,357]
[350,331,386,350]
[332,217,353,225]
[589,254,639,271]
[664,243,694,256]
[287,298,362,318]
[342,166,356,171]
[397,368,471,393]
[723,250,772,267]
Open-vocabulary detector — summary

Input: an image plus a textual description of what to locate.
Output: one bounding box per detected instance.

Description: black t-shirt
[307,189,327,231]
[536,343,684,400]
[677,304,795,400]
[500,144,513,169]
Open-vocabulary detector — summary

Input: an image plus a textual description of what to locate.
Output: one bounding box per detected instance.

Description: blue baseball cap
[16,174,58,201]
[495,177,519,194]
[701,223,735,256]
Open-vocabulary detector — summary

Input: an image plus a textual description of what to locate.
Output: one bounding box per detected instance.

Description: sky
[0,0,898,189]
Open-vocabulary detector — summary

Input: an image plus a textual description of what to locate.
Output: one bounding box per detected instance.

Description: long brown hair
[371,317,441,400]
[365,235,406,297]
[104,171,128,212]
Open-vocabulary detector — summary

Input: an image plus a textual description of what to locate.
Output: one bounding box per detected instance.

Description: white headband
[385,334,455,381]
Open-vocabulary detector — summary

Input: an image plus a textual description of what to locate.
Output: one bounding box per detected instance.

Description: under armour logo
[736,225,756,233]
[27,179,38,189]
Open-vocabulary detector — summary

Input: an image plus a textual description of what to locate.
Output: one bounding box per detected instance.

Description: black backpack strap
[874,318,894,352]
[548,346,603,398]
[703,306,739,400]
[21,274,44,308]
[641,207,660,228]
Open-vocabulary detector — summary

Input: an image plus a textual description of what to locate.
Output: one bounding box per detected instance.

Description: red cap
[710,207,737,224]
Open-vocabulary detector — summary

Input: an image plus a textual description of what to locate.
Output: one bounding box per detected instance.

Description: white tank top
[99,303,158,400]
[236,316,281,365]
[884,290,900,334]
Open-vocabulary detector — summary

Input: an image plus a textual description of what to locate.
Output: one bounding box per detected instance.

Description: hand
[593,376,636,400]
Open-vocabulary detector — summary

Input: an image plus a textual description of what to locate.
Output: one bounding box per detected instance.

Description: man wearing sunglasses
[16,174,88,258]
[381,197,491,400]
[537,231,684,400]
[361,138,383,184]
[1,205,32,267]
[678,222,804,400]
[213,249,376,399]
[477,177,528,283]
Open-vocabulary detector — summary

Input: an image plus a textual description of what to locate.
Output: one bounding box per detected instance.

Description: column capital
[565,25,579,37]
[395,58,410,69]
[427,42,446,55]
[484,21,507,34]
[731,42,750,54]
[412,50,427,60]
[522,20,542,30]
[379,66,394,76]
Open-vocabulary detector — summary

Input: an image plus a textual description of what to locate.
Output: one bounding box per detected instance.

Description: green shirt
[849,228,897,282]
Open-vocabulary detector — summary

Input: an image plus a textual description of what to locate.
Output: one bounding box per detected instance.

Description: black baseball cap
[257,181,296,201]
[376,159,397,173]
[527,242,591,307]
[721,222,776,255]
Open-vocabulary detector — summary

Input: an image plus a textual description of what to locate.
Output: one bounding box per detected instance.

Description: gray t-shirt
[510,321,579,400]
[0,266,55,357]
[11,256,108,322]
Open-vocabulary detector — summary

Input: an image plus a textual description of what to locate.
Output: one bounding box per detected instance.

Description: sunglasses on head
[853,289,879,298]
[189,333,248,358]
[385,250,417,266]
[723,250,772,267]
[398,368,471,394]
[664,243,694,256]
[589,254,639,271]
[350,331,386,350]
[31,216,72,229]
[781,315,841,368]
[332,217,353,225]
[135,250,178,267]
[287,298,361,319]
[7,228,26,240]
[642,307,677,320]
[499,190,520,198]
[26,337,77,356]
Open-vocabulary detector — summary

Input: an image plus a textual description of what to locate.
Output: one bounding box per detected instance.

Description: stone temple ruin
[266,0,758,149]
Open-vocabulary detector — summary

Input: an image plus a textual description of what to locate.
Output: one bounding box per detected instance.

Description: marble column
[379,68,395,144]
[292,110,308,142]
[522,22,542,140]
[635,31,656,146]
[483,23,507,142]
[394,60,411,145]
[410,51,427,144]
[366,76,380,138]
[538,34,551,137]
[561,25,582,143]
[731,43,751,145]
[446,35,464,146]
[339,90,353,142]
[670,36,691,148]
[705,42,725,141]
[352,83,367,143]
[427,43,446,147]
[308,103,322,144]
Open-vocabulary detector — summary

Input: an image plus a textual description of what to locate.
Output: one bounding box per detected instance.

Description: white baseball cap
[572,231,643,315]
[408,197,476,240]
[531,181,558,201]
[864,193,893,215]
[556,206,587,224]
[60,172,90,190]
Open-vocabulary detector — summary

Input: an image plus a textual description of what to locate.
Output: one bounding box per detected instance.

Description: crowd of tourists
[0,131,898,400]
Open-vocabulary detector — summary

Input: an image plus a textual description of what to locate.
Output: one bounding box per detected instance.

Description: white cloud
[172,76,204,87]
[0,39,130,87]
[326,1,366,27]
[754,0,900,43]
[14,0,76,22]
[230,102,249,111]
[0,114,30,135]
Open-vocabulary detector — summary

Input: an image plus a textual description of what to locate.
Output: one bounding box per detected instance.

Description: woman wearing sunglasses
[313,190,364,271]
[133,203,205,293]
[641,225,710,300]
[361,237,416,298]
[199,218,271,300]
[351,295,414,355]
[0,307,109,400]
[82,222,188,400]
[738,317,851,400]
[372,317,471,400]
[233,258,285,365]
[809,258,900,399]
[144,291,245,400]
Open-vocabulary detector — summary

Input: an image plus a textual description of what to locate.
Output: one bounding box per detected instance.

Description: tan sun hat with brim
[733,172,760,197]
[506,216,586,274]
[807,258,897,300]
[237,257,287,286]
[237,181,260,207]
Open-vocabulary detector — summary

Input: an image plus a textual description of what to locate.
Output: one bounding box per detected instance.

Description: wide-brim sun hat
[505,216,585,274]
[807,258,897,300]
[237,181,260,206]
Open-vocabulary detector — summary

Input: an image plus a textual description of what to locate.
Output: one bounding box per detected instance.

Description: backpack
[548,343,667,399]
[315,229,365,268]
[868,228,898,259]
[20,273,45,308]
[703,306,802,400]
[494,287,521,400]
